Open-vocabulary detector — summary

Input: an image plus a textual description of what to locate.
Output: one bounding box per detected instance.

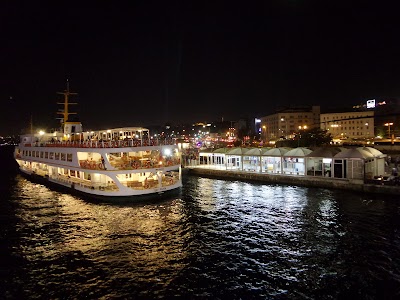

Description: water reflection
[11,176,191,297]
[4,174,400,299]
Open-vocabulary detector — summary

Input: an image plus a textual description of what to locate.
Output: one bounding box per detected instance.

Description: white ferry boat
[13,85,182,200]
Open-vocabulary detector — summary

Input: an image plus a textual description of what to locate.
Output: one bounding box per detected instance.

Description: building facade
[260,106,320,143]
[320,111,374,142]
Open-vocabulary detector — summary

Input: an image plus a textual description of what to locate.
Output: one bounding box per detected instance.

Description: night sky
[2,1,400,135]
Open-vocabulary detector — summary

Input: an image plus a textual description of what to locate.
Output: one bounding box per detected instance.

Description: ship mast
[57,80,78,130]
[30,115,33,135]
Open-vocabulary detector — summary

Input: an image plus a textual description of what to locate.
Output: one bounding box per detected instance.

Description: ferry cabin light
[163,148,172,156]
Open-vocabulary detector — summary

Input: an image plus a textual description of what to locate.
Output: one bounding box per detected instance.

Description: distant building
[320,111,374,141]
[366,98,399,138]
[260,106,320,142]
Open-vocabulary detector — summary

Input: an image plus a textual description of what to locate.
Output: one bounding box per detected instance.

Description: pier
[186,166,400,196]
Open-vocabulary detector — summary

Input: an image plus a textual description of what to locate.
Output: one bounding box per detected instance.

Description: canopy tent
[334,148,373,159]
[306,147,345,158]
[283,147,312,157]
[261,147,291,174]
[225,148,248,170]
[198,148,214,166]
[242,148,263,172]
[213,147,230,154]
[263,147,291,156]
[357,147,387,178]
[196,145,387,180]
[305,147,346,177]
[282,147,312,175]
[243,148,263,156]
[358,146,386,158]
[333,148,374,179]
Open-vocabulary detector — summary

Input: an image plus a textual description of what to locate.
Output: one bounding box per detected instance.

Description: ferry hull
[18,169,182,203]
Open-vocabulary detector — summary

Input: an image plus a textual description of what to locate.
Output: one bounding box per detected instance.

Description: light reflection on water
[2,173,400,299]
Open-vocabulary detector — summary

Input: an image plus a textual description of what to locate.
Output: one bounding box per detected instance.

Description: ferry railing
[23,138,177,148]
[78,157,181,171]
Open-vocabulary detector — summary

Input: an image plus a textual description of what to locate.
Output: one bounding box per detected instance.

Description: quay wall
[186,167,400,197]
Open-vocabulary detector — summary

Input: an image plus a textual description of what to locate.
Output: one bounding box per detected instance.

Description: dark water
[1,146,400,300]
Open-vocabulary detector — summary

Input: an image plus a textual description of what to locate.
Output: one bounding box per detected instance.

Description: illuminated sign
[366,99,376,108]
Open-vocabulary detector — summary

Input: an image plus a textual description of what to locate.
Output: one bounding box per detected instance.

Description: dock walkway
[185,165,400,197]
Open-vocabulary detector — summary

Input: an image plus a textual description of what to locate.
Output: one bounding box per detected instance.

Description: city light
[384,122,394,138]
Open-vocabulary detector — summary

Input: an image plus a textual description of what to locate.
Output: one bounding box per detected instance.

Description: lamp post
[297,125,307,147]
[280,118,287,139]
[255,118,261,140]
[262,125,266,143]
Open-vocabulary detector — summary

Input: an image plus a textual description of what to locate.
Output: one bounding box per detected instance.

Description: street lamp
[384,122,393,137]
[297,125,307,147]
[262,125,266,142]
[280,118,287,138]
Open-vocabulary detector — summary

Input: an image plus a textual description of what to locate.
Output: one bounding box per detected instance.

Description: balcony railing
[22,138,176,148]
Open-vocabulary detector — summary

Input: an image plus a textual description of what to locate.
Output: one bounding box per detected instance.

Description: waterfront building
[332,147,386,179]
[226,147,248,170]
[282,147,312,175]
[259,106,320,144]
[195,146,387,181]
[305,146,345,177]
[262,147,290,173]
[242,148,263,172]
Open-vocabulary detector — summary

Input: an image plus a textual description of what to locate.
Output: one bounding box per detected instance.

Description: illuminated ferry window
[40,152,44,158]
[67,154,72,162]
[49,152,54,159]
[60,153,66,161]
[55,152,60,160]
[45,152,49,159]
[36,151,39,157]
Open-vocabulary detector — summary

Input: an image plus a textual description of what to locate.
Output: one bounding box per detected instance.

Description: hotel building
[260,106,320,142]
[320,111,374,142]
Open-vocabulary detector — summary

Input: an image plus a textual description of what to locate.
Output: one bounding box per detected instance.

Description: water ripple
[1,174,400,299]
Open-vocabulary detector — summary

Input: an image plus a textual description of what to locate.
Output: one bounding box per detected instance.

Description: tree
[276,128,332,147]
[298,128,332,147]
